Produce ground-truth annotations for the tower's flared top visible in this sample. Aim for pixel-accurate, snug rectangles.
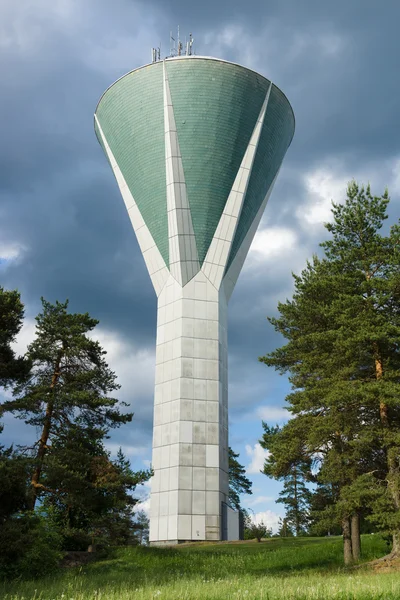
[95,56,294,294]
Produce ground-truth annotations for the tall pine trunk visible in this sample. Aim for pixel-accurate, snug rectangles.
[342,517,353,565]
[293,468,300,536]
[351,513,361,561]
[374,346,400,557]
[29,352,62,510]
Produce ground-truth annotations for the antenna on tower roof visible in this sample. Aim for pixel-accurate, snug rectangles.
[186,32,194,56]
[170,30,176,57]
[178,27,182,55]
[151,44,161,63]
[153,28,194,60]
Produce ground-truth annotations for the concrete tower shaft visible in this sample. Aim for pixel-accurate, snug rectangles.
[95,56,294,544]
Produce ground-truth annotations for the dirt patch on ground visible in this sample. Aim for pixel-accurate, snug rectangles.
[370,557,400,573]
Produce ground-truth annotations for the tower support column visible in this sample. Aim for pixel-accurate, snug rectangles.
[149,271,229,544]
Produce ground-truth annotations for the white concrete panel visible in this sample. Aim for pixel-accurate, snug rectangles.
[180,443,192,466]
[193,422,206,444]
[194,378,207,400]
[206,468,219,491]
[193,401,207,422]
[169,465,179,489]
[192,515,206,540]
[169,490,178,515]
[149,518,159,542]
[177,515,191,540]
[160,468,170,492]
[150,492,160,518]
[193,466,206,490]
[206,491,220,515]
[168,515,178,540]
[206,445,219,468]
[178,466,192,489]
[193,491,206,514]
[160,445,171,469]
[158,517,168,540]
[178,490,192,515]
[151,470,160,494]
[159,491,169,516]
[206,423,219,445]
[206,402,219,423]
[192,444,206,467]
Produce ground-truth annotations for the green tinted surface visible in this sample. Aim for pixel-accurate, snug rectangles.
[166,59,270,265]
[95,62,168,267]
[227,85,295,270]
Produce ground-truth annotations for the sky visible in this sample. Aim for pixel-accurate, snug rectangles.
[1,0,400,532]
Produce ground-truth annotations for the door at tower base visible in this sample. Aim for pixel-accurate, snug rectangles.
[94,55,295,544]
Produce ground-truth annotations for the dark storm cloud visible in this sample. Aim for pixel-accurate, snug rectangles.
[1,0,400,461]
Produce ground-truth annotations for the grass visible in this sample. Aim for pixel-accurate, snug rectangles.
[1,535,397,600]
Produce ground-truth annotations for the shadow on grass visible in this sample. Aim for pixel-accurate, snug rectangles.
[81,538,347,585]
[2,534,388,599]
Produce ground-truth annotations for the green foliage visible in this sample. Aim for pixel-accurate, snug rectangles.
[0,297,150,562]
[0,511,62,581]
[277,517,294,537]
[259,182,400,557]
[0,446,30,521]
[2,298,134,510]
[261,425,312,535]
[42,433,151,549]
[133,510,150,545]
[0,286,30,388]
[228,447,252,511]
[244,517,272,542]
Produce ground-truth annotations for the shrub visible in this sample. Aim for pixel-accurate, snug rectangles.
[245,519,272,542]
[0,512,63,580]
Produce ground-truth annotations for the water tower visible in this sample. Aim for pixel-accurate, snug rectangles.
[94,39,294,544]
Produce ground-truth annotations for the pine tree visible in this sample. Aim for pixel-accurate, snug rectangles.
[0,286,30,387]
[278,517,294,537]
[260,424,312,536]
[276,463,311,536]
[259,182,400,563]
[228,447,252,511]
[133,510,150,545]
[1,298,133,510]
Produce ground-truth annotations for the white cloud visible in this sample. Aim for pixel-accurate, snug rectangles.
[134,479,152,514]
[134,498,150,515]
[300,164,349,227]
[299,156,400,231]
[12,317,36,356]
[0,241,25,261]
[246,495,274,507]
[12,321,155,413]
[247,227,298,264]
[90,328,155,409]
[256,405,290,423]
[245,443,269,474]
[252,509,282,533]
[106,442,149,460]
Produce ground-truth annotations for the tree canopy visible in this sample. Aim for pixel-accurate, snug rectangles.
[259,182,400,563]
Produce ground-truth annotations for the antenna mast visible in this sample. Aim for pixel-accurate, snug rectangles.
[151,28,194,61]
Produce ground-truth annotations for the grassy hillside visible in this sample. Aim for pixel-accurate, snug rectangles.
[2,535,398,600]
